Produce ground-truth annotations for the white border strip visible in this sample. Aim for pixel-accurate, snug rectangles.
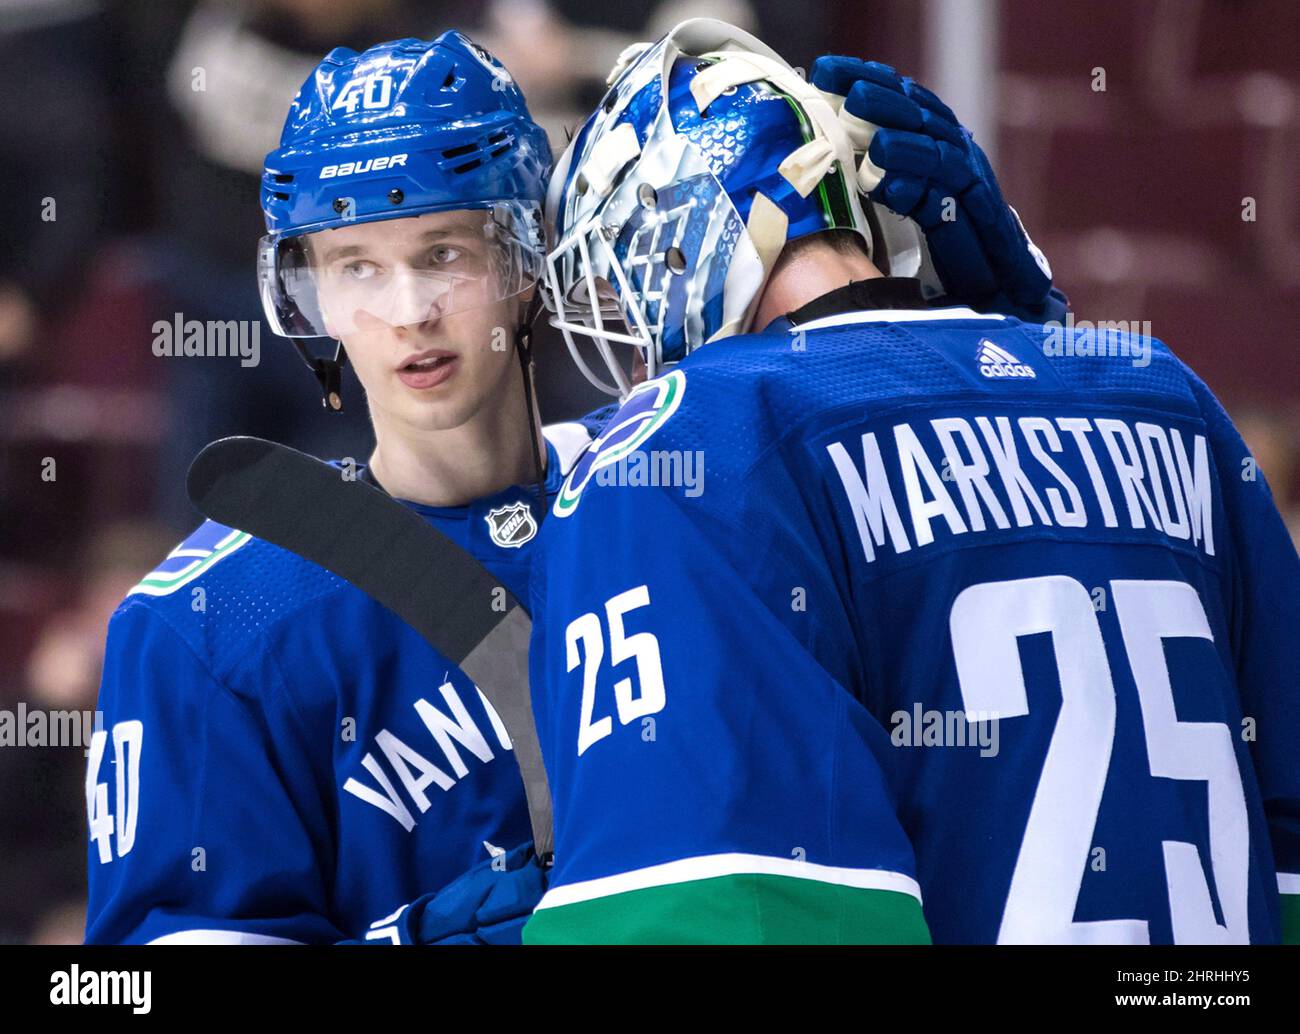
[542,420,596,476]
[147,929,302,945]
[793,306,1007,333]
[1278,872,1300,895]
[535,852,922,911]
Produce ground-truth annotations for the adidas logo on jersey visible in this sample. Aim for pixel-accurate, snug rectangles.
[976,340,1037,379]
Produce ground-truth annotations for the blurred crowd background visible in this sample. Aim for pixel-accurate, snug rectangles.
[0,0,1296,944]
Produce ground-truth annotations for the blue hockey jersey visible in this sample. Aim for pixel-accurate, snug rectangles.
[523,303,1300,944]
[85,426,590,944]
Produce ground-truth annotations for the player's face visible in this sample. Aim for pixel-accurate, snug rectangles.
[309,209,527,435]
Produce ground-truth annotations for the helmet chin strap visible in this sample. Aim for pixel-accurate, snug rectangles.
[293,338,348,412]
[515,291,550,520]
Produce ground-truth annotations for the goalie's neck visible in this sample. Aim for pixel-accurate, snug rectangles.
[751,235,884,332]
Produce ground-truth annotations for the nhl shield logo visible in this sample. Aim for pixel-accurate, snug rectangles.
[484,501,537,549]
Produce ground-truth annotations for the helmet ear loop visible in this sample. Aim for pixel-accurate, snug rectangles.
[292,337,347,412]
[276,233,348,412]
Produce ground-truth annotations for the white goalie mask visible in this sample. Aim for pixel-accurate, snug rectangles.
[542,18,933,397]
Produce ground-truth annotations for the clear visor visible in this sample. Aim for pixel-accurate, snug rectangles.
[259,201,544,339]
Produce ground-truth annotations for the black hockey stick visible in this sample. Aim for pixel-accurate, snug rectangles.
[186,436,553,859]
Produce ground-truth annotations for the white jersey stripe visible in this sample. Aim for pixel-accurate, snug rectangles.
[1278,872,1300,895]
[534,852,923,911]
[146,929,303,945]
[542,421,595,476]
[792,306,1007,333]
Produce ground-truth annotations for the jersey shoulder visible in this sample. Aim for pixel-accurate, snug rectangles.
[550,308,1208,527]
[699,309,1198,417]
[652,310,1202,459]
[112,518,352,677]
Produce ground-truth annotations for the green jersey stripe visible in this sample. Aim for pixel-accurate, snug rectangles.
[524,872,930,944]
[1281,895,1300,946]
[1280,875,1300,944]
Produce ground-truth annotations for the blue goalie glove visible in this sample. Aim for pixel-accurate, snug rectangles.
[355,843,548,945]
[811,55,1067,325]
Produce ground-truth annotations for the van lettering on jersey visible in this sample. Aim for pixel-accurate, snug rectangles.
[341,681,511,829]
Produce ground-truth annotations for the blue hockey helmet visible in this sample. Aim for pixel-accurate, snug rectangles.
[544,19,899,396]
[259,33,552,365]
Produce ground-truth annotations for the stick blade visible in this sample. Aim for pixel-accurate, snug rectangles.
[188,436,506,661]
[186,436,553,856]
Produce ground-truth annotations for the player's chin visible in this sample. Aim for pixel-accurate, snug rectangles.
[395,383,483,433]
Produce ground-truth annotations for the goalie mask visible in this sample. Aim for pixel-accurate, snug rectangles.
[543,18,926,397]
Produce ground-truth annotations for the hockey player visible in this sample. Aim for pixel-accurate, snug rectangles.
[84,28,1068,944]
[84,33,592,945]
[524,19,1300,943]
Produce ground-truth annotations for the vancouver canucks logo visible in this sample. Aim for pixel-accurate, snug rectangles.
[554,369,687,518]
[485,501,537,549]
[128,524,251,597]
[976,339,1036,379]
